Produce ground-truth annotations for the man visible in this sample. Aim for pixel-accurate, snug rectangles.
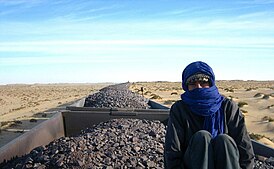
[164,61,254,169]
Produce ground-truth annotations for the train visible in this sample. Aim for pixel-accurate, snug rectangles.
[0,97,273,164]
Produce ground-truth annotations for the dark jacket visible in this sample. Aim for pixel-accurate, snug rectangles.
[164,98,255,169]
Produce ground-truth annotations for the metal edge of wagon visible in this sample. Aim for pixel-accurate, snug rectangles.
[65,98,274,159]
[0,99,273,164]
[0,99,169,164]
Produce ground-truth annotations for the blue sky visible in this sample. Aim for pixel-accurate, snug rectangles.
[0,0,274,84]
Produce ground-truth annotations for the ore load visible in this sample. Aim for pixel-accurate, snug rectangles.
[84,83,150,109]
[0,83,273,169]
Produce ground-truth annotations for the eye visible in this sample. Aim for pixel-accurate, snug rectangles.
[188,82,196,86]
[200,81,208,84]
[200,81,210,86]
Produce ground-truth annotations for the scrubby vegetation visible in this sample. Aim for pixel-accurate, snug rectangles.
[249,133,265,140]
[224,88,234,92]
[238,101,248,108]
[150,94,162,99]
[267,104,274,109]
[226,95,239,100]
[29,119,37,123]
[144,91,152,95]
[246,87,258,91]
[241,109,248,114]
[163,100,177,105]
[262,94,270,99]
[262,116,274,122]
[254,93,264,97]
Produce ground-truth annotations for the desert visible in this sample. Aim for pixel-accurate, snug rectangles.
[0,81,273,150]
[0,83,110,147]
[130,80,274,148]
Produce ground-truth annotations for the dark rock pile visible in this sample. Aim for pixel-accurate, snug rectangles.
[1,82,274,169]
[254,157,274,169]
[0,119,166,169]
[84,83,150,109]
[1,120,274,169]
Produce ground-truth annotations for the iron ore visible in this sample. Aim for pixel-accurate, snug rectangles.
[0,119,165,169]
[1,83,273,169]
[84,83,150,109]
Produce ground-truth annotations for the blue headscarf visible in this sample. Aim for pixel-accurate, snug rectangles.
[181,61,224,138]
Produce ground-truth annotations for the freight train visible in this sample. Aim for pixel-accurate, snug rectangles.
[0,84,273,168]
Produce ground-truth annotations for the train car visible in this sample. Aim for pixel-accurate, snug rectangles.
[0,98,273,165]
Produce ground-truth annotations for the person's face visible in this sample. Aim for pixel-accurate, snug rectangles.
[187,81,210,91]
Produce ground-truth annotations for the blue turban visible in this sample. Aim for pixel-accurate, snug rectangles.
[181,61,224,138]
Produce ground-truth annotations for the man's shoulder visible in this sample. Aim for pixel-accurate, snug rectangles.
[171,100,184,108]
[170,100,189,114]
[169,100,189,120]
[222,97,240,121]
[222,97,238,109]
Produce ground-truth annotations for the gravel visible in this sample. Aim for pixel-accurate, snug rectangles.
[1,118,273,169]
[0,83,273,169]
[84,83,150,109]
[254,158,274,169]
[0,119,166,169]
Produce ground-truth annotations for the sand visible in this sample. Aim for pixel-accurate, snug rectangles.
[130,81,274,148]
[0,83,110,147]
[0,81,273,149]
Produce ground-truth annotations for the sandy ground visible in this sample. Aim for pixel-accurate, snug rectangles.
[130,81,274,148]
[0,83,110,147]
[0,81,273,149]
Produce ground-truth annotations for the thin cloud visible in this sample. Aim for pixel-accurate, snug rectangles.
[0,1,123,23]
[238,0,274,5]
[156,5,257,18]
[157,7,201,16]
[52,10,127,23]
[43,2,126,23]
[0,0,39,6]
[0,0,43,14]
[0,55,143,66]
[1,38,274,54]
[237,11,274,19]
